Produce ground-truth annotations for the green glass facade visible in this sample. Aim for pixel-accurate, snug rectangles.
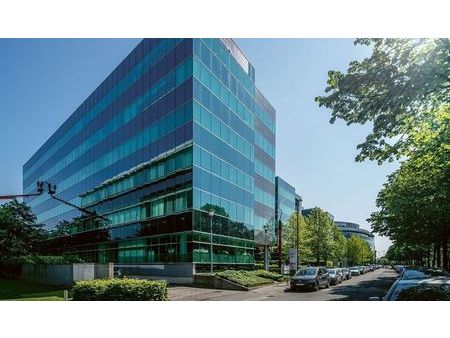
[23,38,276,268]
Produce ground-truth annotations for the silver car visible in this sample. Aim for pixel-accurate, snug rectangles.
[341,267,351,280]
[370,276,450,301]
[327,268,342,285]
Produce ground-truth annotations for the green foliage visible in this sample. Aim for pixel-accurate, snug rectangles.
[346,235,373,265]
[253,269,284,282]
[369,105,450,269]
[316,38,449,269]
[398,285,450,301]
[281,208,352,266]
[281,213,309,259]
[0,200,46,260]
[316,38,449,163]
[303,208,347,265]
[216,270,274,287]
[19,255,84,264]
[72,278,168,301]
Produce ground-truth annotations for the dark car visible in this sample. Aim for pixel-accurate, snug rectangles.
[399,267,449,280]
[290,267,330,291]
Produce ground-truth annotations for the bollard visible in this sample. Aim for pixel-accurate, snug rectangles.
[64,289,68,301]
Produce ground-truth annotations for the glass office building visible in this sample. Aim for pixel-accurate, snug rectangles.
[22,39,276,273]
[275,176,297,226]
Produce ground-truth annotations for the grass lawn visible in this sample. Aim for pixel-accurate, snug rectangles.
[0,278,68,301]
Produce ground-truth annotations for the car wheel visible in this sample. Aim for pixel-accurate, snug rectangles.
[314,282,320,291]
[326,280,330,288]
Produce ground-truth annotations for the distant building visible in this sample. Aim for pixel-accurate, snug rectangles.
[302,207,334,221]
[275,176,298,225]
[335,221,375,251]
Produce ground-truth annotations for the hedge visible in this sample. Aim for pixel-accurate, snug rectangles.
[253,269,284,282]
[398,285,450,301]
[216,270,274,287]
[72,278,168,301]
[1,255,84,265]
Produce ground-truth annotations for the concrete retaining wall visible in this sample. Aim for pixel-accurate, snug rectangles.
[114,263,194,284]
[21,263,113,286]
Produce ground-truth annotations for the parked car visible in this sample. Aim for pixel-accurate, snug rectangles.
[350,266,360,276]
[290,267,330,291]
[358,266,365,274]
[399,267,449,280]
[337,268,345,282]
[393,265,406,274]
[369,276,450,301]
[327,268,342,285]
[341,267,351,280]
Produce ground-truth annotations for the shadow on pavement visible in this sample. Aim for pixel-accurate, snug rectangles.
[327,274,397,301]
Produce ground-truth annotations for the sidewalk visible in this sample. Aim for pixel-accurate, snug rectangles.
[168,282,288,301]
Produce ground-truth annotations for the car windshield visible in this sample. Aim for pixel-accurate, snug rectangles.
[390,283,450,301]
[350,267,358,270]
[295,268,317,276]
[328,269,336,273]
[402,268,449,279]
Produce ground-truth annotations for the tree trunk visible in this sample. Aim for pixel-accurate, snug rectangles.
[442,236,448,272]
[432,242,437,267]
[436,241,441,268]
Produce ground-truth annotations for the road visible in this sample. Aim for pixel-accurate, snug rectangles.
[168,268,397,301]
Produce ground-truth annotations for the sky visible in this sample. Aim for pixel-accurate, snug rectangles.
[0,38,398,255]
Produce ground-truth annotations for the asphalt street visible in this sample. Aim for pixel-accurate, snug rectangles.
[168,268,397,301]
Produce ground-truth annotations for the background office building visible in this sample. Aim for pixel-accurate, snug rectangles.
[335,221,375,251]
[275,176,297,227]
[302,207,334,221]
[22,39,276,276]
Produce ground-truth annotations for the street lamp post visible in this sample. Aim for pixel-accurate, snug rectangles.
[263,224,269,271]
[208,210,215,274]
[295,199,301,271]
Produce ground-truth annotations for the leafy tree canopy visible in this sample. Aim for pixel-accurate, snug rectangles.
[316,38,449,163]
[0,200,46,260]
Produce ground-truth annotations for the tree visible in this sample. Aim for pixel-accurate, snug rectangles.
[369,105,450,270]
[346,235,373,265]
[332,227,347,266]
[0,200,46,260]
[281,208,350,266]
[317,38,449,270]
[303,208,340,265]
[316,38,449,164]
[281,213,309,263]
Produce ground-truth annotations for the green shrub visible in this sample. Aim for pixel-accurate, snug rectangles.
[72,278,168,301]
[253,269,283,282]
[216,270,273,287]
[398,285,450,301]
[1,255,84,265]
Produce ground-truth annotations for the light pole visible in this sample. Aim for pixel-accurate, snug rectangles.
[208,210,215,274]
[263,224,269,271]
[277,208,283,269]
[295,199,301,271]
